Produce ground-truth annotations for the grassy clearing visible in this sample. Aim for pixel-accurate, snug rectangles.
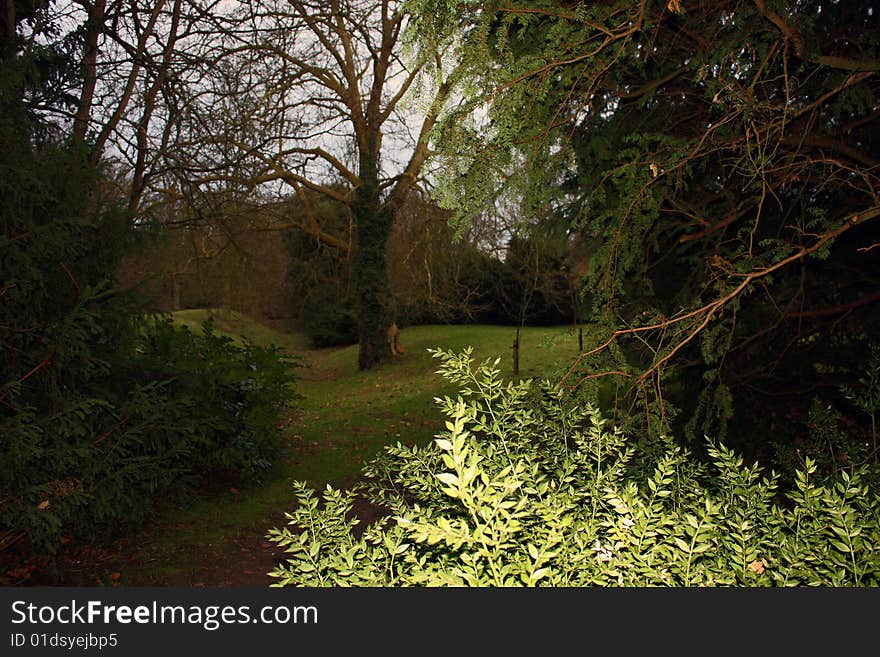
[289,323,584,483]
[166,308,313,352]
[115,312,587,584]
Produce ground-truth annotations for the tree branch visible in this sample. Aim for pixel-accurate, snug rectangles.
[753,0,880,71]
[559,205,880,390]
[788,290,880,319]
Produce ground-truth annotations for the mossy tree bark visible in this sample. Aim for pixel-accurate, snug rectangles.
[353,148,394,370]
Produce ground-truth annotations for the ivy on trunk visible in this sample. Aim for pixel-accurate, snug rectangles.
[353,158,394,370]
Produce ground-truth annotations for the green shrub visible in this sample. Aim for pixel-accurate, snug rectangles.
[268,349,880,586]
[1,317,300,554]
[131,316,301,478]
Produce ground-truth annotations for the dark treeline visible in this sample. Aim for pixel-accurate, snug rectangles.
[120,191,586,346]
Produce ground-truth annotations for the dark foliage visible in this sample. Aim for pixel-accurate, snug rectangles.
[288,210,577,338]
[1,6,300,558]
[130,317,300,481]
[285,196,359,347]
[419,0,880,469]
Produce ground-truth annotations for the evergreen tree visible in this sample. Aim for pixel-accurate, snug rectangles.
[1,3,298,563]
[409,0,880,459]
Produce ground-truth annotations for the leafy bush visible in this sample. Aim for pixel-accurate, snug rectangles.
[131,316,301,478]
[1,317,300,554]
[268,349,880,586]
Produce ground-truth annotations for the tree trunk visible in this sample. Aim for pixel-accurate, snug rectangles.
[353,156,393,370]
[172,274,181,309]
[513,326,520,376]
[72,0,107,145]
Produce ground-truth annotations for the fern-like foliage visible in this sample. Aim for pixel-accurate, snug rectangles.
[268,349,880,586]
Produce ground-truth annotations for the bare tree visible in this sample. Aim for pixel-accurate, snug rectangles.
[42,0,219,222]
[173,0,462,369]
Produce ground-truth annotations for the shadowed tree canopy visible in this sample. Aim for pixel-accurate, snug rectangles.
[409,0,879,448]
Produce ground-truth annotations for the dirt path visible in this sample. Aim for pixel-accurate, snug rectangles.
[4,507,288,587]
[130,531,284,587]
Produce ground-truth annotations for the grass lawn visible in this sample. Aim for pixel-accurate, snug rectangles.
[100,310,588,585]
